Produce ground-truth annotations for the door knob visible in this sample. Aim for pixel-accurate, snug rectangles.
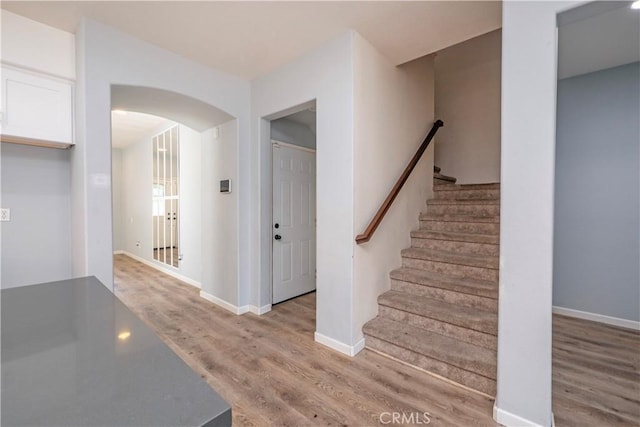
[274,223,280,229]
[274,235,282,240]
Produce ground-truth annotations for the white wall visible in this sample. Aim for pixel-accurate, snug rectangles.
[116,123,203,285]
[352,34,435,343]
[1,144,73,288]
[251,32,356,348]
[74,19,250,291]
[270,118,316,149]
[496,2,584,427]
[434,29,501,184]
[111,147,124,252]
[178,125,203,284]
[0,10,75,80]
[201,120,239,305]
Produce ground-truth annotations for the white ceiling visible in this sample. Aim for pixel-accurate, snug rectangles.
[111,111,174,148]
[558,4,640,79]
[1,1,502,80]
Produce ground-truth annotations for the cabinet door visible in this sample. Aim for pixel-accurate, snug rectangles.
[1,66,73,145]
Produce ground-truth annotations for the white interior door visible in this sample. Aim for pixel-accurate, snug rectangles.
[272,141,316,304]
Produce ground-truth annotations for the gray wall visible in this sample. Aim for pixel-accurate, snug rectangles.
[270,118,316,149]
[1,144,73,288]
[554,62,640,322]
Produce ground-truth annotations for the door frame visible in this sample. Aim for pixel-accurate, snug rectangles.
[270,139,317,304]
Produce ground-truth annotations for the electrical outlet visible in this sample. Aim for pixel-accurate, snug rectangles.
[0,208,10,222]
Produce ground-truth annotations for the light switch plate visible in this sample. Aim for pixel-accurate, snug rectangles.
[1,208,11,222]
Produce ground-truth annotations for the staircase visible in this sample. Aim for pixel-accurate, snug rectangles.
[363,169,500,396]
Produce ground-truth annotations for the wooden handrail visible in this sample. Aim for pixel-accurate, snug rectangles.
[355,119,444,244]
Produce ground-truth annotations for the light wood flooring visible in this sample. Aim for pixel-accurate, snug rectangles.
[552,315,639,426]
[113,255,640,426]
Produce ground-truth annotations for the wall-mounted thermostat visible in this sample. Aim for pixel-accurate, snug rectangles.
[220,179,232,193]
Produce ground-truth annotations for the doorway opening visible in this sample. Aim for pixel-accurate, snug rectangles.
[110,84,238,296]
[269,104,317,306]
[552,3,639,424]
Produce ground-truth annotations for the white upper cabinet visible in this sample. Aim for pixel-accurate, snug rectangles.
[1,65,74,147]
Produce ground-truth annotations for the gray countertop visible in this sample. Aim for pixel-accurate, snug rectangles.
[1,277,231,427]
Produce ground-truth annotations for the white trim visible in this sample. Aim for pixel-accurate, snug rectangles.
[113,250,124,255]
[314,332,365,357]
[553,306,640,330]
[271,139,316,153]
[120,251,201,289]
[493,405,554,427]
[199,291,272,316]
[200,290,246,314]
[248,304,272,315]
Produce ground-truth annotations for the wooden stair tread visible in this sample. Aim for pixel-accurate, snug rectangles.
[379,290,497,335]
[390,268,498,299]
[402,247,498,270]
[363,317,497,379]
[411,229,499,245]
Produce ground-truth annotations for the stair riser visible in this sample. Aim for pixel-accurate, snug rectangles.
[434,189,500,200]
[411,238,499,257]
[365,336,496,396]
[420,220,499,235]
[391,279,498,312]
[402,257,499,283]
[427,204,500,217]
[379,306,497,350]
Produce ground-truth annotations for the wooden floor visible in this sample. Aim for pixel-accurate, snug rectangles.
[113,255,640,426]
[552,315,640,426]
[114,255,498,426]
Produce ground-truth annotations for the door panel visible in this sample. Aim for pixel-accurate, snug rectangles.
[272,142,316,304]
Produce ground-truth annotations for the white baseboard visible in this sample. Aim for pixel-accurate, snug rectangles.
[113,250,124,255]
[314,332,365,357]
[200,290,244,314]
[120,251,201,289]
[248,304,272,315]
[553,306,639,330]
[493,405,554,427]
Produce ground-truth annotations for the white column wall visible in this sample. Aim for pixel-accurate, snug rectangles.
[496,2,584,426]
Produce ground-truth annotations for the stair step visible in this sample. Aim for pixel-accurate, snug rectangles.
[411,235,499,257]
[434,186,500,201]
[426,202,500,217]
[434,165,441,173]
[434,173,457,184]
[390,267,498,300]
[411,229,499,245]
[402,247,498,270]
[402,248,499,283]
[378,306,497,350]
[420,218,499,235]
[364,318,497,395]
[434,183,500,191]
[427,198,499,205]
[379,291,497,336]
[420,213,499,223]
